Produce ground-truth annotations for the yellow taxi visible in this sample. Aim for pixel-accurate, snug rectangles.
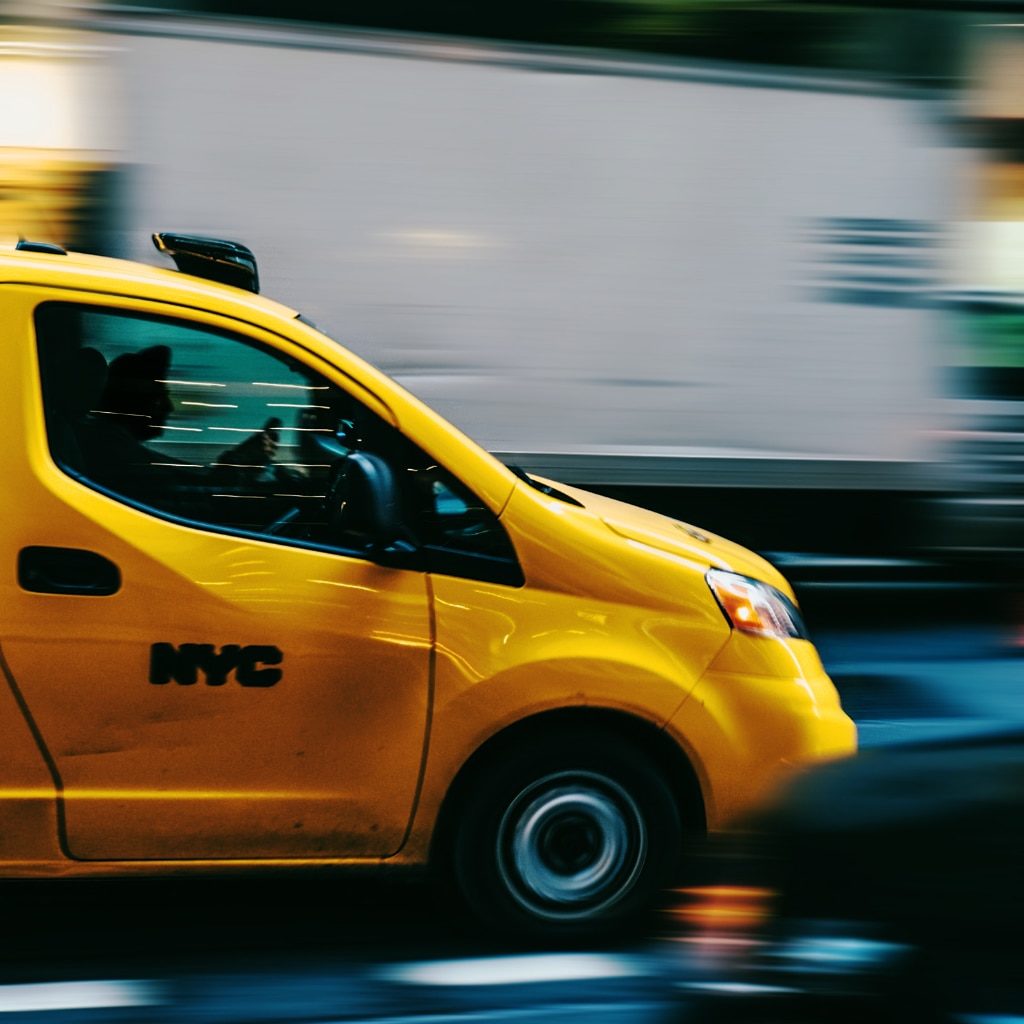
[0,234,856,935]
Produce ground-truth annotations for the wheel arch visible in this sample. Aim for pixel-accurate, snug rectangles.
[429,705,706,867]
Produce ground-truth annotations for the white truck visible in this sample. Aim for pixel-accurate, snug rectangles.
[8,9,985,561]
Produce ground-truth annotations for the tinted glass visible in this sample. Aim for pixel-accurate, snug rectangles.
[34,303,520,582]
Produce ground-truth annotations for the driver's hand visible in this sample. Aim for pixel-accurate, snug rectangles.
[260,418,281,461]
[219,418,280,470]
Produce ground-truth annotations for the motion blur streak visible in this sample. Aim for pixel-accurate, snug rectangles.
[380,954,650,986]
[0,980,161,1012]
[668,886,775,931]
[672,726,1024,1018]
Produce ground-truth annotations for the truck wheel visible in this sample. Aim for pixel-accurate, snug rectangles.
[452,733,683,937]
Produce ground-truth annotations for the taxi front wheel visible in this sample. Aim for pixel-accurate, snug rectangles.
[452,733,682,937]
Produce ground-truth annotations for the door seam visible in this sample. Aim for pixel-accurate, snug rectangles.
[390,573,436,858]
[0,641,74,860]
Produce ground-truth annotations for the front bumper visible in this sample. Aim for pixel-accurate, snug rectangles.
[666,633,857,830]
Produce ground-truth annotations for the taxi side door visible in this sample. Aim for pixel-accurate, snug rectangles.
[1,285,432,862]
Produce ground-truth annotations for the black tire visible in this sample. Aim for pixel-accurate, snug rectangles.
[451,729,684,939]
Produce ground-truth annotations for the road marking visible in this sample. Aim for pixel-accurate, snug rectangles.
[679,980,799,995]
[0,980,160,1013]
[380,953,653,986]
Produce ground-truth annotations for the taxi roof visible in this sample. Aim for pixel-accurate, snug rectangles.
[0,244,300,324]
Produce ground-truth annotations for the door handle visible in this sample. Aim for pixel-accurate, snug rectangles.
[18,546,121,596]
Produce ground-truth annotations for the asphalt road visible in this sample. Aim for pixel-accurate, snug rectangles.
[0,875,683,1023]
[1,595,1019,1024]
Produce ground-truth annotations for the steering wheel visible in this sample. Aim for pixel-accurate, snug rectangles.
[262,423,357,538]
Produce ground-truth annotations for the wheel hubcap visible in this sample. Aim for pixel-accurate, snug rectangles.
[497,771,647,921]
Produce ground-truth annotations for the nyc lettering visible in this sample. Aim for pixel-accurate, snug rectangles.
[149,643,283,687]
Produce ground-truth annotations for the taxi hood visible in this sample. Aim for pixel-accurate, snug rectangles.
[535,478,793,598]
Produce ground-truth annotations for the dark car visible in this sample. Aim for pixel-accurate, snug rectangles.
[670,728,1024,1022]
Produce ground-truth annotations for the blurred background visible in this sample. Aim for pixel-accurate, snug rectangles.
[2,1,1023,1021]
[4,0,1024,571]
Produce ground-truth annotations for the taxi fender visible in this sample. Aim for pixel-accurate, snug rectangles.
[404,651,703,861]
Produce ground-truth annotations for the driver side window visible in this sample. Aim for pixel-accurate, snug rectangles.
[36,303,349,545]
[34,302,521,583]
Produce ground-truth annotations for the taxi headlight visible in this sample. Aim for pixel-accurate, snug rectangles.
[706,569,808,640]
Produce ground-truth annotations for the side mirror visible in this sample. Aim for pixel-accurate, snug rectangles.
[327,451,418,565]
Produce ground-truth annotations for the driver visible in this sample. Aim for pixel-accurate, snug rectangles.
[79,344,279,512]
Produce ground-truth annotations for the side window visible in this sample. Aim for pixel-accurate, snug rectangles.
[33,302,521,583]
[413,467,522,583]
